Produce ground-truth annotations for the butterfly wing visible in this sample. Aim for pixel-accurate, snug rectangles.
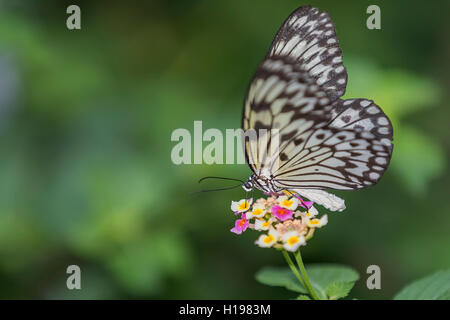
[292,189,346,212]
[267,5,347,100]
[272,127,392,190]
[242,6,393,210]
[243,58,393,190]
[242,56,333,177]
[286,98,393,211]
[329,98,393,151]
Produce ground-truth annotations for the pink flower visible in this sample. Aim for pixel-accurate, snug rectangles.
[293,194,313,209]
[230,213,249,234]
[300,200,313,209]
[271,205,293,221]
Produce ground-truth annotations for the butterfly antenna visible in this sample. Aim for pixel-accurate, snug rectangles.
[190,183,243,195]
[198,176,245,184]
[191,175,248,195]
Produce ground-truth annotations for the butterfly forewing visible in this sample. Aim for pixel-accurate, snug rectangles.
[267,5,347,101]
[242,56,332,176]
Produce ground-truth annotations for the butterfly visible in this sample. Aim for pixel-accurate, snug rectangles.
[241,5,393,212]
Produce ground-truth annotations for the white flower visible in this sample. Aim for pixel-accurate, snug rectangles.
[295,205,319,218]
[277,195,299,211]
[246,203,266,219]
[282,231,305,252]
[255,229,279,248]
[231,198,252,213]
[305,214,328,228]
[254,217,274,231]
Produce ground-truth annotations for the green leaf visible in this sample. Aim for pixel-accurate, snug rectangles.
[394,270,450,300]
[255,264,359,299]
[296,295,311,300]
[255,267,306,294]
[306,264,360,299]
[326,281,355,300]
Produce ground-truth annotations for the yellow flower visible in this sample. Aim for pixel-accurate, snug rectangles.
[277,195,299,211]
[255,229,279,248]
[246,203,266,219]
[254,217,274,231]
[282,231,305,252]
[231,198,253,213]
[305,215,328,228]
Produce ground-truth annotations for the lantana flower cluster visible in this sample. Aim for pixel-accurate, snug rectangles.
[230,191,328,252]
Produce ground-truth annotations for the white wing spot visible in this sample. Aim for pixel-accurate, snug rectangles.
[361,132,374,139]
[335,151,351,157]
[378,117,389,125]
[369,172,380,180]
[328,48,338,54]
[320,98,329,105]
[360,100,371,107]
[293,16,307,28]
[373,145,384,151]
[381,138,391,146]
[366,106,379,114]
[343,99,354,105]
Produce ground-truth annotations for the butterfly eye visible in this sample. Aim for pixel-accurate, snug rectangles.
[242,181,253,192]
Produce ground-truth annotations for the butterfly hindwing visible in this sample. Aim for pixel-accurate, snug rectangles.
[272,127,392,190]
[329,98,393,152]
[291,189,346,211]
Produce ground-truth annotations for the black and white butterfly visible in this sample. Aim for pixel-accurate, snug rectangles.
[241,5,393,211]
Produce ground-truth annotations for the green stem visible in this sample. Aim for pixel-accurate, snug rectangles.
[281,250,305,287]
[294,249,321,300]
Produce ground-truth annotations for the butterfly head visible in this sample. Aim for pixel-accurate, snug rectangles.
[243,174,282,194]
[242,178,254,192]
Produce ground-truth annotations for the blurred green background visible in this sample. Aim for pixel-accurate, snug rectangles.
[0,0,449,299]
